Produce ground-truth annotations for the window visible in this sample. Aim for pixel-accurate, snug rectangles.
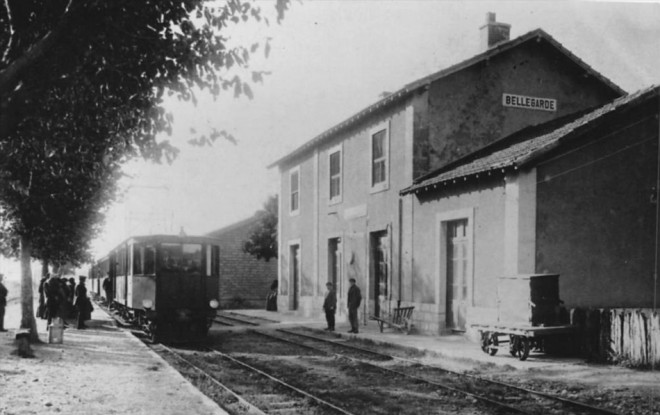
[290,166,300,215]
[206,244,220,277]
[160,243,203,274]
[328,145,342,203]
[144,245,156,274]
[117,246,127,276]
[133,245,143,275]
[370,123,389,192]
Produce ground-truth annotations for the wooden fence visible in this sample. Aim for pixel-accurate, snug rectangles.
[571,308,660,367]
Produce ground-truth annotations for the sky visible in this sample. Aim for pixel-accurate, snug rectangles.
[90,0,660,258]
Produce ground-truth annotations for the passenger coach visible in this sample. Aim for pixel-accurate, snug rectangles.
[92,234,221,342]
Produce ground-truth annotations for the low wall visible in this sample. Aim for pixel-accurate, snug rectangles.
[571,308,660,367]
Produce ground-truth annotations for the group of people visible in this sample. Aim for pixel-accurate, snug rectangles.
[322,278,362,334]
[37,273,93,330]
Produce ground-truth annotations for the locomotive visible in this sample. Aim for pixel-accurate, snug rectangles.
[90,234,220,342]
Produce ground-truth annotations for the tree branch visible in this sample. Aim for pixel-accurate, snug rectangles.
[0,0,77,99]
[2,0,15,63]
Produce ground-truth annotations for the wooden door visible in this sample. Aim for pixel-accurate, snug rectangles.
[370,231,389,318]
[446,219,468,331]
[290,244,300,311]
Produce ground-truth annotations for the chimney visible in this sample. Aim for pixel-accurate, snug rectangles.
[480,12,510,50]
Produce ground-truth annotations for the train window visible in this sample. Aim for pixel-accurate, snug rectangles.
[206,245,212,276]
[144,245,156,274]
[212,245,220,276]
[161,243,202,274]
[133,245,143,275]
[183,244,202,273]
[117,247,127,276]
[205,245,220,276]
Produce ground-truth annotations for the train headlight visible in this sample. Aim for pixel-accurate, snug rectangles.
[142,299,153,310]
[209,299,219,309]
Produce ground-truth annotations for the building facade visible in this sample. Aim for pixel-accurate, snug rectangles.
[404,87,660,333]
[207,216,278,309]
[271,16,625,332]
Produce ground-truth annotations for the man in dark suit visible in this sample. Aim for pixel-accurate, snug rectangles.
[322,282,337,331]
[347,278,362,334]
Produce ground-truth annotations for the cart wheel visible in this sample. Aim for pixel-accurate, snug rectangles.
[509,335,530,360]
[509,335,517,357]
[480,332,499,355]
[518,337,530,361]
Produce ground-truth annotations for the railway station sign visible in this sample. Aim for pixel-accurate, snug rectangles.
[502,93,557,112]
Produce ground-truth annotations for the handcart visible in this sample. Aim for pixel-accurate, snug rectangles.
[472,273,574,361]
[472,323,575,361]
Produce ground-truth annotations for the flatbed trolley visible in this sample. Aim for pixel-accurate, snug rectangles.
[472,323,576,361]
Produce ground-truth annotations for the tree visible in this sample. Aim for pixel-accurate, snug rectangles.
[243,195,278,261]
[0,0,289,341]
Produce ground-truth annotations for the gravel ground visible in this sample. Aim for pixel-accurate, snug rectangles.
[0,296,225,415]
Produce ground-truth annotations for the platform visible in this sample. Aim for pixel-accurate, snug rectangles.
[0,299,226,415]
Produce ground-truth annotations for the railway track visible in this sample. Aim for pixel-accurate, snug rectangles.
[153,342,355,414]
[139,320,622,414]
[155,343,265,415]
[273,328,622,415]
[214,312,277,327]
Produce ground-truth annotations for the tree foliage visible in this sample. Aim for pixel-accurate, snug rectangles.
[0,0,289,263]
[0,0,289,337]
[243,194,278,262]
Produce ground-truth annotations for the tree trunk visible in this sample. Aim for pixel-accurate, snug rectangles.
[20,235,39,342]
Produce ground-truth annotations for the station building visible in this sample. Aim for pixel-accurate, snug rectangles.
[269,14,645,334]
[403,86,660,332]
[207,215,278,309]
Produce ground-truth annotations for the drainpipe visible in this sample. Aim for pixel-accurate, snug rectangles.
[653,94,659,371]
[398,197,403,308]
[655,95,660,313]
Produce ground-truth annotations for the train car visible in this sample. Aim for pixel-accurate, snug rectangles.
[88,255,109,299]
[97,234,221,343]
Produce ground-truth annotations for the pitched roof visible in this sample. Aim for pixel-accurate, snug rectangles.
[268,29,624,169]
[401,85,659,196]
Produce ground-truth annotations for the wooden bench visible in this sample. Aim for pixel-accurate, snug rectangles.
[370,306,415,334]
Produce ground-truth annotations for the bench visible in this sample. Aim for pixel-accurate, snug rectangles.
[370,306,415,334]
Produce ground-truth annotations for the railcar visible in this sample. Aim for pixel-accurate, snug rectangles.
[95,234,221,343]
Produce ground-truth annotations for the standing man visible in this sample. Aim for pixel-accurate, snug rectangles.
[347,278,362,334]
[322,282,337,331]
[75,276,91,330]
[0,273,7,332]
[102,276,113,306]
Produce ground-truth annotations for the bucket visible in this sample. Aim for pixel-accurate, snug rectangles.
[48,317,64,344]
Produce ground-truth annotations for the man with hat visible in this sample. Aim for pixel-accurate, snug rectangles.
[74,276,91,329]
[322,281,337,331]
[0,273,7,332]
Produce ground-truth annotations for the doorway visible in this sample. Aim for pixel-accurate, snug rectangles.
[370,230,389,318]
[289,244,300,311]
[328,238,342,290]
[446,219,468,331]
